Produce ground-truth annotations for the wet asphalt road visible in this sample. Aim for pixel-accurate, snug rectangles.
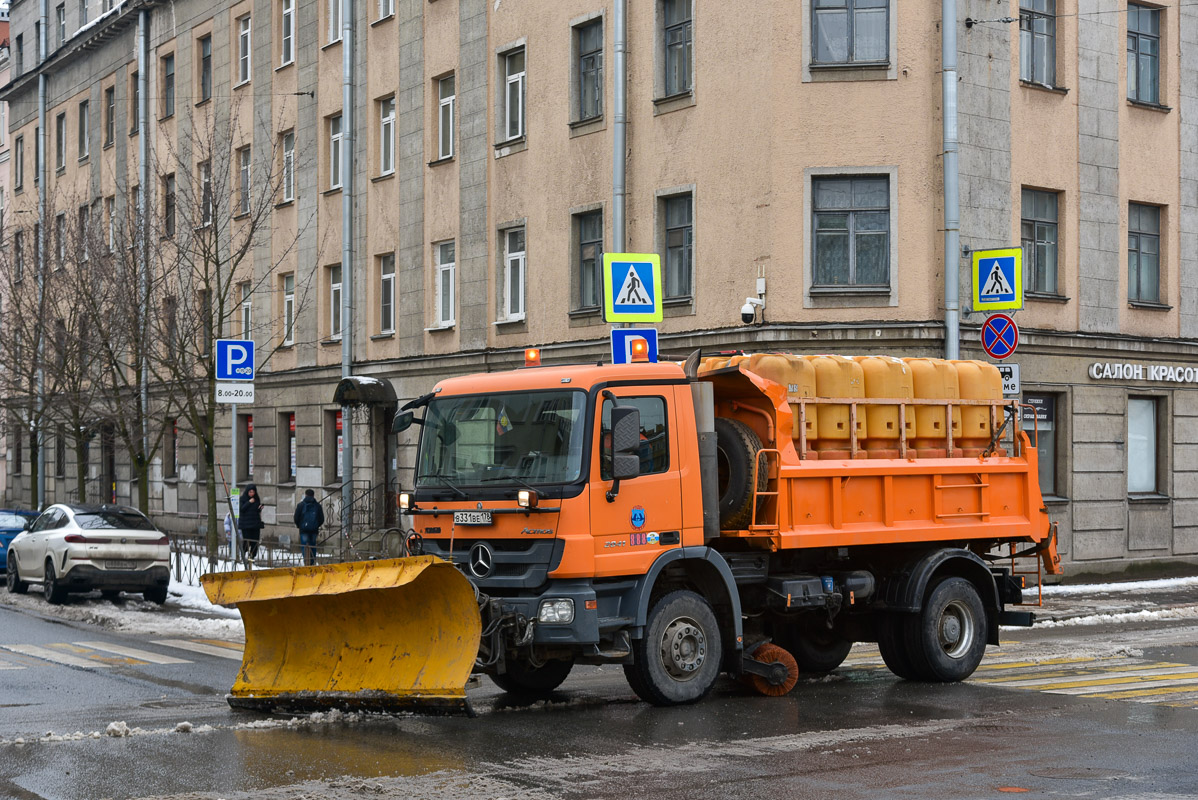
[2,591,1197,799]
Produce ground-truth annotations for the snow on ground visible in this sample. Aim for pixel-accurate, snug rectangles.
[1035,605,1198,628]
[1041,575,1198,596]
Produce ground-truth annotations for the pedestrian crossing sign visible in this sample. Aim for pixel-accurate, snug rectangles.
[971,247,1023,311]
[603,253,663,323]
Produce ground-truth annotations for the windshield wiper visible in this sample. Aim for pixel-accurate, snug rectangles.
[479,473,539,493]
[417,472,468,499]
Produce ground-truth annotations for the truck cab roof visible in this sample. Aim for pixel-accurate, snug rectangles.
[433,360,687,397]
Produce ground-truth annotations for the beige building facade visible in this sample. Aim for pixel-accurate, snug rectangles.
[2,0,1197,572]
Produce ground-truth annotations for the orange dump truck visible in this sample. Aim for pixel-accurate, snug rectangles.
[204,349,1060,712]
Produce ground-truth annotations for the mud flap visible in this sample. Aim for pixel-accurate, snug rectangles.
[201,556,482,715]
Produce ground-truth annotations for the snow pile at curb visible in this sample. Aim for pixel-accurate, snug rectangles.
[1041,575,1198,596]
[1036,605,1198,628]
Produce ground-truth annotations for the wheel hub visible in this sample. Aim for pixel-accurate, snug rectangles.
[660,617,706,681]
[938,599,975,659]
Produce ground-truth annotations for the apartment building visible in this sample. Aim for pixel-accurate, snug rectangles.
[2,0,1197,571]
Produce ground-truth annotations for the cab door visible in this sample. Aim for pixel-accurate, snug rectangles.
[589,390,683,577]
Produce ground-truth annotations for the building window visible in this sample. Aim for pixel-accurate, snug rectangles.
[199,36,213,102]
[379,0,394,18]
[327,410,344,482]
[55,112,67,170]
[104,86,115,145]
[280,0,295,66]
[13,136,23,189]
[0,99,6,147]
[199,161,213,226]
[239,281,253,336]
[577,211,603,309]
[237,146,251,216]
[379,96,395,175]
[812,0,888,65]
[166,419,179,479]
[162,54,175,118]
[14,231,24,281]
[1127,4,1160,104]
[1019,0,1055,86]
[15,35,23,77]
[239,414,254,478]
[281,412,297,482]
[77,99,89,159]
[379,253,396,333]
[577,20,604,121]
[282,273,296,345]
[130,71,139,134]
[34,126,41,185]
[1128,203,1160,303]
[237,16,252,85]
[55,426,66,479]
[812,175,890,288]
[662,194,693,299]
[1021,395,1058,497]
[78,205,90,261]
[329,115,343,189]
[328,0,343,44]
[106,196,115,251]
[330,265,343,339]
[1127,397,1160,494]
[163,174,176,237]
[503,228,526,320]
[438,75,455,160]
[435,241,456,327]
[503,49,525,140]
[80,0,88,27]
[282,131,296,202]
[56,4,66,49]
[1021,188,1059,295]
[663,0,693,96]
[55,213,66,270]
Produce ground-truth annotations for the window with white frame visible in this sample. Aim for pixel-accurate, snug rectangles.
[282,131,295,202]
[330,264,343,339]
[378,0,394,19]
[577,20,603,121]
[78,99,89,159]
[812,0,888,65]
[280,0,294,66]
[199,161,213,225]
[328,0,343,44]
[1019,0,1056,86]
[237,16,252,84]
[199,36,213,102]
[130,71,140,134]
[13,137,23,189]
[56,4,66,48]
[240,281,252,336]
[106,196,115,251]
[663,0,692,96]
[438,75,455,160]
[812,175,890,288]
[435,241,456,326]
[380,96,395,175]
[664,194,693,299]
[1127,397,1160,494]
[0,100,6,147]
[503,228,526,320]
[577,211,603,309]
[55,112,66,170]
[238,146,251,216]
[104,86,114,145]
[380,253,396,333]
[80,0,88,27]
[504,49,525,140]
[329,115,343,189]
[283,273,296,345]
[79,205,90,261]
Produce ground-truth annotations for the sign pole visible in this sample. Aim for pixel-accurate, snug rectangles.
[230,403,239,566]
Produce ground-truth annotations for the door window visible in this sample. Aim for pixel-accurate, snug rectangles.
[599,396,670,479]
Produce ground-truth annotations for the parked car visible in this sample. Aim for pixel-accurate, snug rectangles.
[5,504,170,604]
[0,510,40,572]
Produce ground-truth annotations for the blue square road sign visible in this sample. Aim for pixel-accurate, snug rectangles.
[215,339,256,381]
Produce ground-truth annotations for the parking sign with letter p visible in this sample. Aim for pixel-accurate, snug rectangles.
[215,339,256,381]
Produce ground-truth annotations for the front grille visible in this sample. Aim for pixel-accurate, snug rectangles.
[420,537,562,590]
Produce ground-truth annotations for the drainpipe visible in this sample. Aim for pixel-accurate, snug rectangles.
[36,0,48,509]
[340,0,355,535]
[612,0,626,253]
[942,0,961,360]
[138,9,150,502]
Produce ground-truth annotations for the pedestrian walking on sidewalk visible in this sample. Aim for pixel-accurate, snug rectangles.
[238,484,264,562]
[294,489,324,566]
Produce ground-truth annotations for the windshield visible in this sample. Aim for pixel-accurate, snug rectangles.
[416,390,588,488]
[75,510,157,531]
[0,513,31,528]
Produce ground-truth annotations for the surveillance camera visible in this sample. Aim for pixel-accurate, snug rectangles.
[741,302,757,325]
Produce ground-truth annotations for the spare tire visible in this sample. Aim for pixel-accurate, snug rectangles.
[714,417,767,529]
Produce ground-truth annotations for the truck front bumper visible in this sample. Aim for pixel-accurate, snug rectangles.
[485,579,601,647]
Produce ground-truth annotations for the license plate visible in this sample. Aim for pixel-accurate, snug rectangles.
[106,560,136,571]
[453,511,493,526]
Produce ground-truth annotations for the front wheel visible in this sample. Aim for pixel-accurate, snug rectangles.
[907,577,988,682]
[6,558,28,594]
[43,561,68,605]
[143,587,168,605]
[624,590,723,706]
[776,624,853,673]
[489,658,574,697]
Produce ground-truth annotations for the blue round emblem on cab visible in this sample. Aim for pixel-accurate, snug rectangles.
[630,506,647,529]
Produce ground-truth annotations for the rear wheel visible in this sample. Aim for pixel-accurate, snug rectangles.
[775,623,853,673]
[905,577,987,682]
[6,558,28,594]
[489,658,574,697]
[43,561,68,605]
[143,587,168,605]
[101,590,124,603]
[876,613,922,681]
[624,590,723,706]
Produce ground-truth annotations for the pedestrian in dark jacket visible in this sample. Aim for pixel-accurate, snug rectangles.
[293,489,324,566]
[238,484,264,562]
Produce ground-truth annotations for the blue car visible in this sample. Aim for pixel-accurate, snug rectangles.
[0,510,39,570]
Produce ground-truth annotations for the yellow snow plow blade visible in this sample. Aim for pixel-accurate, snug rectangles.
[201,556,481,715]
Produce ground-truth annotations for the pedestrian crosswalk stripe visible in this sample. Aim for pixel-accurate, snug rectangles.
[75,641,191,665]
[1048,674,1198,696]
[1,644,114,669]
[0,658,25,670]
[195,638,244,652]
[152,639,243,660]
[975,663,1193,686]
[1002,667,1198,691]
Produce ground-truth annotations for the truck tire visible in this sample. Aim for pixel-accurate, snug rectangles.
[776,625,853,673]
[143,587,168,605]
[714,417,768,529]
[6,558,29,594]
[490,658,574,696]
[624,590,723,706]
[43,561,68,605]
[876,614,922,680]
[906,577,987,682]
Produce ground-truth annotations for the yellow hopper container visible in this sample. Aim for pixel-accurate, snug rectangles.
[854,355,915,458]
[201,556,481,715]
[746,353,818,445]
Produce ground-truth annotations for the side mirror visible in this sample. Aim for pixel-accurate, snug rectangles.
[392,410,415,434]
[23,520,32,531]
[608,406,641,490]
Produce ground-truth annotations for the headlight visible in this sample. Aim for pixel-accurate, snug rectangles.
[517,489,538,508]
[537,598,574,624]
[398,492,412,511]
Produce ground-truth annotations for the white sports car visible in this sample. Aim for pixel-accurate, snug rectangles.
[5,504,171,604]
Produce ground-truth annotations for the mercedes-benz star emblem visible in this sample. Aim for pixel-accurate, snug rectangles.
[469,542,494,579]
